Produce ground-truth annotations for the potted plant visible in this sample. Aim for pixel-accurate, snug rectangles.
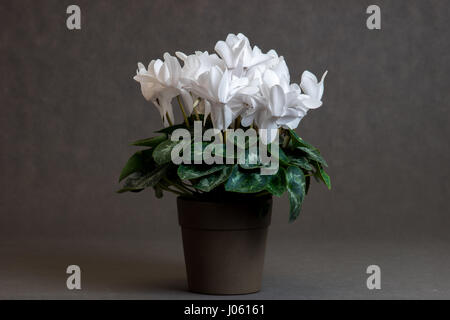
[118,33,331,295]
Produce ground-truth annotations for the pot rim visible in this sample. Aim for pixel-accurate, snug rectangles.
[177,195,272,230]
[177,194,272,204]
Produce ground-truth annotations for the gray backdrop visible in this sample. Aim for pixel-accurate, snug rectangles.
[0,0,449,299]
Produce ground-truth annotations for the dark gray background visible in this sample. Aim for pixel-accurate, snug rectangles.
[0,0,449,299]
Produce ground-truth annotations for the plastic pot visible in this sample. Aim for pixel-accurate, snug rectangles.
[177,195,272,295]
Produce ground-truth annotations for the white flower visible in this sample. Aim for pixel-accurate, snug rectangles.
[187,66,258,130]
[134,53,193,126]
[176,51,226,82]
[300,70,328,109]
[132,34,328,137]
[175,51,226,109]
[247,49,288,83]
[214,33,272,74]
[242,67,316,144]
[256,84,310,144]
[241,53,290,125]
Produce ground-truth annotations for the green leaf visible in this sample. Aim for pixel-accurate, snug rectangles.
[119,152,144,182]
[225,166,270,193]
[288,129,328,167]
[132,134,167,147]
[187,141,235,164]
[209,143,238,161]
[190,141,209,161]
[117,165,168,193]
[194,165,234,192]
[118,149,154,182]
[265,168,286,197]
[156,123,189,135]
[152,140,180,165]
[277,147,290,166]
[315,162,331,190]
[268,144,290,166]
[285,166,306,222]
[288,129,315,149]
[289,156,313,171]
[239,148,266,169]
[177,164,226,180]
[297,146,328,167]
[227,129,258,150]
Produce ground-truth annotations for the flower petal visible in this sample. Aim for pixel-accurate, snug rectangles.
[300,70,319,98]
[214,40,234,68]
[269,85,286,117]
[217,69,230,103]
[180,89,194,115]
[175,51,187,61]
[259,120,279,145]
[318,70,328,100]
[209,66,223,97]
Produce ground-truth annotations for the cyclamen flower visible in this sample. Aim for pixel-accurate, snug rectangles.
[187,66,258,130]
[214,33,272,74]
[241,66,328,143]
[134,53,193,126]
[300,70,328,109]
[133,33,327,143]
[176,51,225,82]
[242,69,306,144]
[246,49,288,84]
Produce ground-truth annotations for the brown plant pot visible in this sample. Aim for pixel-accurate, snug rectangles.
[177,195,272,295]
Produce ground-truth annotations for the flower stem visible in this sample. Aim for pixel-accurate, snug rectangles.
[193,107,201,121]
[193,97,201,121]
[193,97,200,109]
[177,96,190,128]
[165,112,174,126]
[235,116,241,129]
[282,135,291,148]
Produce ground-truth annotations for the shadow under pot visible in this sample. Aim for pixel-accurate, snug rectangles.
[177,195,272,295]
